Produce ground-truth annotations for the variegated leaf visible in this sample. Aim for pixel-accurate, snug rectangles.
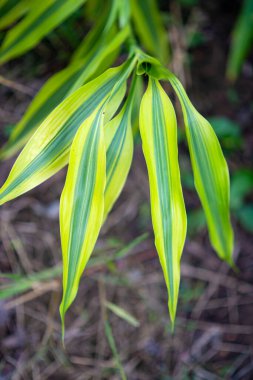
[0,26,129,159]
[167,72,234,264]
[139,78,187,324]
[60,109,106,330]
[136,56,234,265]
[0,58,136,205]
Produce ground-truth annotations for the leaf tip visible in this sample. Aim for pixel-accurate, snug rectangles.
[168,300,177,333]
[59,301,66,346]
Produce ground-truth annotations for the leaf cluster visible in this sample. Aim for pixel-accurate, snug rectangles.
[0,0,234,337]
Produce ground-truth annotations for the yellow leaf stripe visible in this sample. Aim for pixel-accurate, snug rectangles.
[139,78,187,324]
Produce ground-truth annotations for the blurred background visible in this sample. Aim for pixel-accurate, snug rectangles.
[0,0,253,379]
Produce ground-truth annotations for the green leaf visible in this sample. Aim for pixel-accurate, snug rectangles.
[130,0,169,64]
[226,0,253,81]
[139,78,187,325]
[0,26,130,159]
[138,57,234,264]
[0,266,61,300]
[0,58,136,205]
[104,320,127,380]
[167,73,234,265]
[85,0,103,22]
[117,0,131,28]
[0,0,87,64]
[0,0,31,30]
[59,108,106,330]
[105,301,140,327]
[71,0,119,63]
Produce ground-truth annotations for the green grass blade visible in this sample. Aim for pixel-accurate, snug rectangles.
[104,320,127,380]
[0,233,148,302]
[106,302,140,327]
[0,266,62,300]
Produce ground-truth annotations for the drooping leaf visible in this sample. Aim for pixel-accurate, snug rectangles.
[0,0,87,64]
[139,78,187,324]
[226,0,253,81]
[0,26,129,159]
[60,109,106,329]
[137,55,234,265]
[166,72,234,264]
[0,58,136,205]
[130,0,169,64]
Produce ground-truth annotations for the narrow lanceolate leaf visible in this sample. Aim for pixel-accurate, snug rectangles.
[139,79,187,324]
[167,72,234,264]
[71,0,118,63]
[0,0,87,64]
[60,109,106,330]
[105,302,140,327]
[226,0,253,81]
[104,77,137,218]
[0,58,136,205]
[0,26,129,159]
[130,0,169,64]
[0,0,31,30]
[104,320,127,380]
